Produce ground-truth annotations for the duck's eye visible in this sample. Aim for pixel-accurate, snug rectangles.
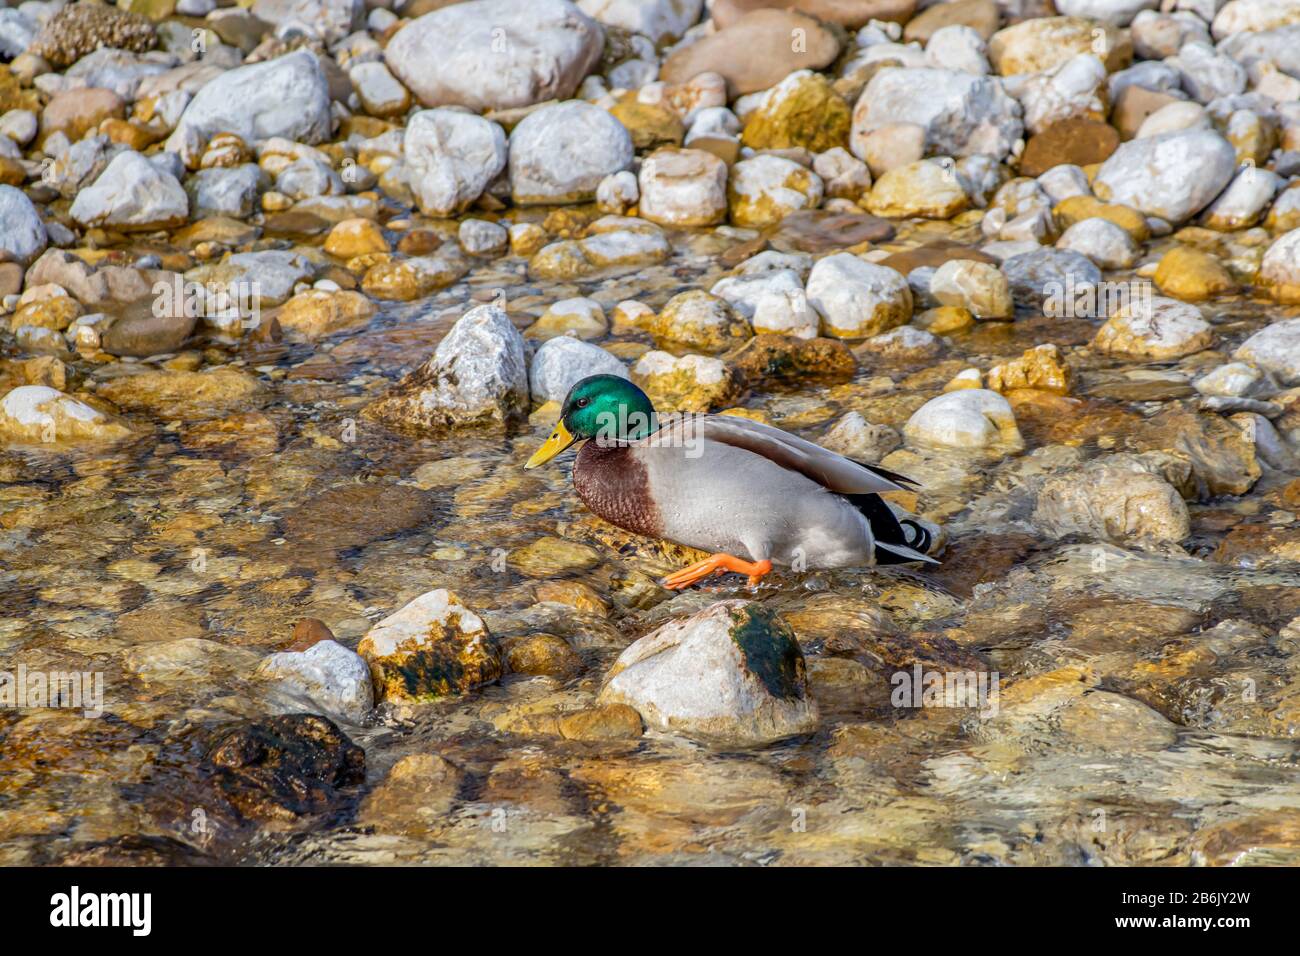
[576,397,590,408]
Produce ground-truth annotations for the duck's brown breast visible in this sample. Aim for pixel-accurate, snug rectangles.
[573,441,662,538]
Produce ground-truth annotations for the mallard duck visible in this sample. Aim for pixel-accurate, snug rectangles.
[525,375,936,589]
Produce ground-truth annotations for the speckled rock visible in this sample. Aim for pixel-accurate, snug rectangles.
[1034,456,1190,545]
[31,3,155,69]
[597,600,818,747]
[364,303,529,434]
[255,639,375,723]
[1093,297,1214,359]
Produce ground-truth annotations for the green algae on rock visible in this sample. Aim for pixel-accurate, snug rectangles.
[358,589,503,703]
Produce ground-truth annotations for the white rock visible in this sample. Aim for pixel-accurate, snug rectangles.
[0,385,131,444]
[1168,41,1246,104]
[924,25,989,75]
[1256,228,1300,303]
[1093,296,1214,358]
[1131,10,1210,57]
[711,267,812,339]
[251,0,363,43]
[0,184,46,265]
[367,304,529,431]
[812,146,872,200]
[255,639,374,723]
[0,8,36,60]
[1212,0,1300,40]
[70,151,188,230]
[166,50,332,167]
[1234,318,1300,384]
[1136,101,1210,139]
[385,0,604,111]
[403,109,508,218]
[929,259,1012,319]
[637,147,727,226]
[349,60,410,117]
[576,0,702,42]
[727,154,824,226]
[1056,217,1140,269]
[596,169,638,214]
[731,250,812,279]
[458,218,508,255]
[1194,361,1262,397]
[597,600,819,747]
[903,389,1024,453]
[529,335,628,402]
[1092,128,1237,223]
[851,67,1023,161]
[1199,164,1279,230]
[1007,53,1106,136]
[509,100,633,205]
[187,165,266,218]
[820,411,901,464]
[1037,164,1091,202]
[1054,0,1158,24]
[275,157,343,201]
[805,253,912,339]
[0,109,36,147]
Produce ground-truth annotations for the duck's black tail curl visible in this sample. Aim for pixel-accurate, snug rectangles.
[845,492,939,566]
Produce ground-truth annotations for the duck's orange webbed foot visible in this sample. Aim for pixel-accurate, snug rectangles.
[661,554,773,590]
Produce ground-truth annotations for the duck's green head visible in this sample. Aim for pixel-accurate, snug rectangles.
[525,375,657,469]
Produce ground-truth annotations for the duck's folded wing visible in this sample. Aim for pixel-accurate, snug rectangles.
[643,414,917,495]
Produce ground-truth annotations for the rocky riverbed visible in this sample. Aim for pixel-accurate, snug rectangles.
[3,0,1300,866]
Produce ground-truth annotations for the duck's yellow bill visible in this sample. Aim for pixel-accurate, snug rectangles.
[524,419,576,469]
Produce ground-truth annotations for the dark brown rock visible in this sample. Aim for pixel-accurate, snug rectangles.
[1019,118,1120,177]
[728,333,856,384]
[202,714,365,823]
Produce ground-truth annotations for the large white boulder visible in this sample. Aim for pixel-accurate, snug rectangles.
[385,0,604,111]
[805,253,912,339]
[403,109,508,218]
[0,184,47,265]
[851,67,1023,161]
[509,101,633,205]
[1092,128,1237,223]
[166,51,332,167]
[70,151,189,230]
